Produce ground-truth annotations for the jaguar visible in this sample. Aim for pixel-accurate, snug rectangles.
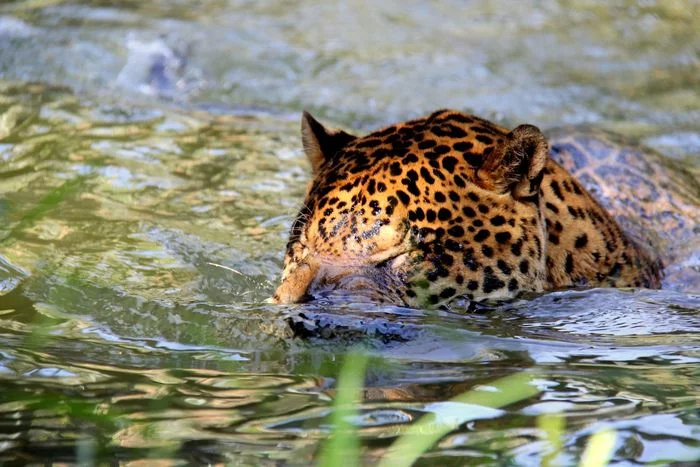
[272,109,699,308]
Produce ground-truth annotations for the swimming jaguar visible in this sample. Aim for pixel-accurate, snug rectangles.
[272,109,699,308]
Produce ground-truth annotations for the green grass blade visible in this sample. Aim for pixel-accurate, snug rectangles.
[318,352,369,467]
[579,428,616,467]
[538,412,565,467]
[378,371,540,467]
[16,176,87,226]
[2,175,89,246]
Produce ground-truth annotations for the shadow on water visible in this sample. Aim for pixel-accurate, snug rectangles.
[0,0,698,464]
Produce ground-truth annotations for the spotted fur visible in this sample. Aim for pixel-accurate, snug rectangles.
[272,110,695,308]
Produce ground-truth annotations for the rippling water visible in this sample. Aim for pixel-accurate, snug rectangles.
[0,0,698,464]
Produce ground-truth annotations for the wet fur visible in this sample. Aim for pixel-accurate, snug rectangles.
[273,110,664,307]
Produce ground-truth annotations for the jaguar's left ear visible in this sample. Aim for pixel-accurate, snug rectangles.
[301,111,357,174]
[478,124,549,199]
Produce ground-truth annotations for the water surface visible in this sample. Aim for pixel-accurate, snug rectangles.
[0,0,699,464]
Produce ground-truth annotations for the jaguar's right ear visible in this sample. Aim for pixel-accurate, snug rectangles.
[478,124,549,199]
[301,111,357,174]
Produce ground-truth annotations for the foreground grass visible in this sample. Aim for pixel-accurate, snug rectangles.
[321,353,617,467]
[317,352,369,467]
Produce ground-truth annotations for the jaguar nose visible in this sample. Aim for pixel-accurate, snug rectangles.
[271,258,320,304]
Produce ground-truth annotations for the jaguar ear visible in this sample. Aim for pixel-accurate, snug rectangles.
[478,124,548,199]
[301,111,357,174]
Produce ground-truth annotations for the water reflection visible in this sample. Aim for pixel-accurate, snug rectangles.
[2,337,698,464]
[1,272,699,463]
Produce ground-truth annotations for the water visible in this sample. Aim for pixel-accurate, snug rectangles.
[0,0,699,464]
